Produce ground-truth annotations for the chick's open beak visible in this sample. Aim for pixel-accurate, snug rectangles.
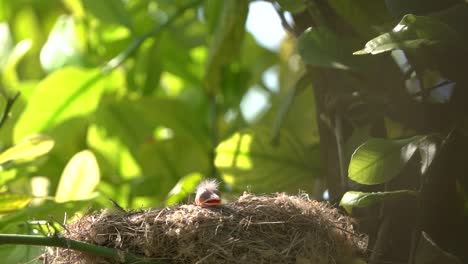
[196,190,221,207]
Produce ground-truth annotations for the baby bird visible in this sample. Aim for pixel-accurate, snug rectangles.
[195,179,221,207]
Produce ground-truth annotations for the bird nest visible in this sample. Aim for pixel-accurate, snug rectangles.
[44,193,367,264]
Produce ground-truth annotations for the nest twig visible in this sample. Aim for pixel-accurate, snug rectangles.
[44,193,367,264]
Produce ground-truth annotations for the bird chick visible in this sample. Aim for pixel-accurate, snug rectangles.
[195,179,221,207]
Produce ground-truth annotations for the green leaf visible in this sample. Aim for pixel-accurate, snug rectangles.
[340,190,418,214]
[270,75,311,145]
[258,82,319,145]
[166,172,204,206]
[349,136,422,185]
[87,124,141,180]
[55,150,100,202]
[93,97,210,155]
[13,67,105,141]
[216,128,322,193]
[0,134,54,168]
[414,231,462,264]
[354,37,434,55]
[0,193,32,214]
[328,0,389,36]
[0,244,42,264]
[297,27,352,70]
[276,0,306,14]
[204,0,248,95]
[82,0,132,29]
[2,39,32,85]
[40,15,82,72]
[354,14,460,55]
[90,97,210,201]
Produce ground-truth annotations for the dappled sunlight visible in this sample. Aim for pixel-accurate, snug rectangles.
[215,132,254,171]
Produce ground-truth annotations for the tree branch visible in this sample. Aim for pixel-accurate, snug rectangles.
[0,234,164,264]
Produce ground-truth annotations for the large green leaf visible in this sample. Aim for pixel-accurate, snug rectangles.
[55,150,100,202]
[87,124,141,181]
[340,190,418,213]
[0,244,41,264]
[297,27,353,70]
[276,0,306,14]
[259,82,319,145]
[0,193,32,214]
[0,134,54,168]
[82,0,132,29]
[328,0,389,36]
[93,97,210,155]
[348,136,422,185]
[90,97,211,202]
[215,129,322,193]
[13,67,105,141]
[204,0,248,95]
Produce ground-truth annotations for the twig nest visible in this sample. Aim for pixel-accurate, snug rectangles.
[44,193,367,263]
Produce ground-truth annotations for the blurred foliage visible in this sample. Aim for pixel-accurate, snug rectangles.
[0,1,313,258]
[0,0,468,263]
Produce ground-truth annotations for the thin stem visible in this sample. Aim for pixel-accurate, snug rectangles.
[334,113,348,191]
[0,91,20,130]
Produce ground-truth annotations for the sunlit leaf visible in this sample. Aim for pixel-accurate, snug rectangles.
[414,231,462,264]
[40,15,82,72]
[354,14,459,55]
[340,190,418,213]
[166,172,204,206]
[0,193,32,214]
[216,129,322,193]
[55,150,100,202]
[0,134,54,168]
[0,22,13,71]
[349,136,422,185]
[13,67,105,141]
